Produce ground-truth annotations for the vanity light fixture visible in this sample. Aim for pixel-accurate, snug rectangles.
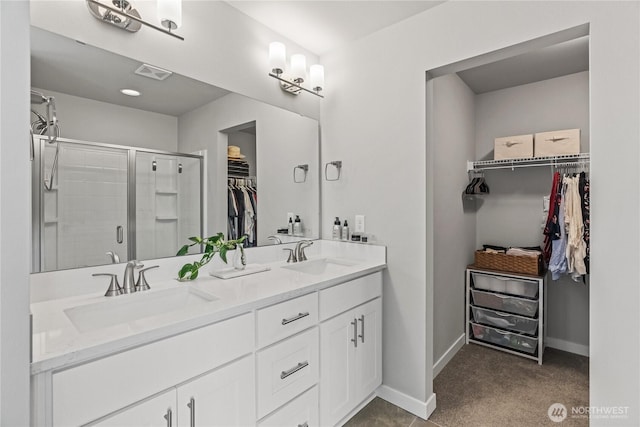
[86,0,185,41]
[268,42,324,98]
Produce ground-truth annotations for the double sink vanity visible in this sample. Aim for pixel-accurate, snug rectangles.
[30,240,386,427]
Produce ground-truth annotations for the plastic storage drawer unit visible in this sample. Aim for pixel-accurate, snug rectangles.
[471,272,538,298]
[471,289,538,317]
[471,306,538,335]
[470,322,538,354]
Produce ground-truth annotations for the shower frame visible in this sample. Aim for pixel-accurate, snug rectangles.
[31,135,204,272]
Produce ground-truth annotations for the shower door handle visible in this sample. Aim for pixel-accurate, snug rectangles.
[116,226,124,244]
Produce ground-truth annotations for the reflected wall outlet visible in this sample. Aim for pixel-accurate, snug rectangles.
[355,215,365,233]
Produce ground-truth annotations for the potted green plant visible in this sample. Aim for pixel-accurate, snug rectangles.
[176,232,246,281]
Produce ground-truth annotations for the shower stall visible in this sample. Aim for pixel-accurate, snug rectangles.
[31,135,203,272]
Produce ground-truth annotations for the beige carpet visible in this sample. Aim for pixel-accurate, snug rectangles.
[430,344,589,427]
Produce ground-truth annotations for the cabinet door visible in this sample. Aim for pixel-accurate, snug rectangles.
[91,389,175,427]
[176,356,255,427]
[319,308,357,426]
[354,298,382,403]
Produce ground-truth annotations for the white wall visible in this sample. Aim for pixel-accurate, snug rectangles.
[321,1,639,422]
[474,71,590,352]
[178,93,319,246]
[31,87,178,151]
[0,1,31,424]
[429,74,476,368]
[30,0,320,121]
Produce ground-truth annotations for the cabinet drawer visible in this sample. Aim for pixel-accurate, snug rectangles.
[471,272,538,298]
[257,327,319,418]
[320,272,382,320]
[470,322,538,354]
[53,313,253,427]
[257,292,318,348]
[471,306,538,335]
[471,289,538,318]
[258,386,318,427]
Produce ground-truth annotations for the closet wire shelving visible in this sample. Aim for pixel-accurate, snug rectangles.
[466,153,590,173]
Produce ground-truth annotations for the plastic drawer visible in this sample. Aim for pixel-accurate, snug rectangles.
[471,272,538,298]
[470,322,538,354]
[471,289,538,317]
[471,306,538,335]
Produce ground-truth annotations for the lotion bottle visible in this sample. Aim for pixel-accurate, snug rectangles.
[293,215,302,236]
[287,217,293,235]
[332,217,341,240]
[341,220,349,241]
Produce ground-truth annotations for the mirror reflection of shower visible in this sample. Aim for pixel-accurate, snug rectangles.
[30,90,60,190]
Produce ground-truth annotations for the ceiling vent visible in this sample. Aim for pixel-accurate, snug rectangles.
[134,63,173,81]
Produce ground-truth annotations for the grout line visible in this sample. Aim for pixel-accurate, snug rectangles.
[408,416,417,427]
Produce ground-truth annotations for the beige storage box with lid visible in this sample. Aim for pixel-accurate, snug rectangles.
[534,128,580,157]
[493,134,534,160]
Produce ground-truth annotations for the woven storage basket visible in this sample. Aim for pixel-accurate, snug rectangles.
[474,250,542,276]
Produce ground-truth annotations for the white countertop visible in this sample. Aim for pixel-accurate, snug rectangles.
[30,241,386,374]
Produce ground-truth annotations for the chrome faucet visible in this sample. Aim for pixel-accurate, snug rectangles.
[296,240,313,261]
[267,235,282,244]
[106,251,120,263]
[122,260,143,294]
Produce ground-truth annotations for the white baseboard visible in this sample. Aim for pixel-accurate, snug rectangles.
[546,337,589,357]
[433,333,465,378]
[376,385,437,420]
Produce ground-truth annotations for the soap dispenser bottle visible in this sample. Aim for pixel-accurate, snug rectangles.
[293,215,302,236]
[287,217,293,236]
[341,220,349,241]
[332,217,341,240]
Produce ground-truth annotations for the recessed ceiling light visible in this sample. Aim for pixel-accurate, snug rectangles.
[120,88,141,97]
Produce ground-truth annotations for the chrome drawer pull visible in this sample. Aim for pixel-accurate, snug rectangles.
[351,318,358,347]
[298,423,309,427]
[281,361,309,379]
[282,311,310,325]
[164,408,172,427]
[358,314,365,343]
[187,397,195,427]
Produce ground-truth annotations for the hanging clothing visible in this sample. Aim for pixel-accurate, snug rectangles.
[549,180,568,280]
[227,178,258,247]
[544,172,590,282]
[543,171,561,263]
[564,175,587,280]
[579,172,590,274]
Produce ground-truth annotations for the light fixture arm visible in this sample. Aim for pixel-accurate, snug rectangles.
[269,72,324,98]
[86,0,184,41]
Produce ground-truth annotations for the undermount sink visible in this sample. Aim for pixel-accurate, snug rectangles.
[282,257,359,275]
[64,287,217,333]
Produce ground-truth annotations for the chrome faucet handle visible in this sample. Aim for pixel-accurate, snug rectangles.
[282,248,297,263]
[136,265,159,292]
[93,273,123,297]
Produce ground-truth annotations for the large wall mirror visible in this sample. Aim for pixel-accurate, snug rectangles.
[30,26,320,273]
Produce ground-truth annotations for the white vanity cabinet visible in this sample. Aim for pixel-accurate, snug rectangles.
[92,389,176,427]
[319,273,382,427]
[39,313,254,426]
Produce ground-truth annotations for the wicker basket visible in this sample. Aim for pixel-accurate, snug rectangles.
[474,250,543,276]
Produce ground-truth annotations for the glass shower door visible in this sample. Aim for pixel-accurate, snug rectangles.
[38,141,129,271]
